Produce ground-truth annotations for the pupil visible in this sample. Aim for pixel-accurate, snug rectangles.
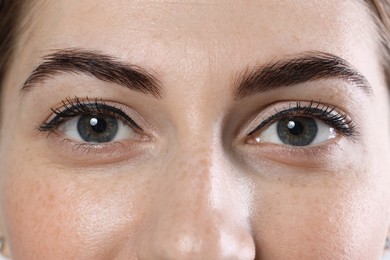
[288,120,304,135]
[90,117,107,133]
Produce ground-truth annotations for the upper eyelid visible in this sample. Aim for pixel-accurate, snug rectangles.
[247,103,355,137]
[38,99,143,132]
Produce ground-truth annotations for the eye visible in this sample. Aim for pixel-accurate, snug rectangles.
[252,116,337,146]
[38,97,146,144]
[247,101,356,147]
[58,114,139,143]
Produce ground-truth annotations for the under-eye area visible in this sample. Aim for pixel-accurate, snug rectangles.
[246,100,357,147]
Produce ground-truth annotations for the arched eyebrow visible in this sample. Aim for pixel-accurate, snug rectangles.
[233,51,373,99]
[21,48,163,98]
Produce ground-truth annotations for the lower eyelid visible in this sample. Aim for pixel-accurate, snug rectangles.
[40,130,155,166]
[242,138,348,171]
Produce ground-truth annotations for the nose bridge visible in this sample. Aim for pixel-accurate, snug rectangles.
[137,145,256,259]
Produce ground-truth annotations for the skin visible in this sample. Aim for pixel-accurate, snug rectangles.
[1,0,390,259]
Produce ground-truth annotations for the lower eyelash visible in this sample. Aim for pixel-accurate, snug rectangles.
[248,101,357,138]
[38,97,142,132]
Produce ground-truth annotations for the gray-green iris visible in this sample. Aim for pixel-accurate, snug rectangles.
[77,115,118,143]
[277,117,318,146]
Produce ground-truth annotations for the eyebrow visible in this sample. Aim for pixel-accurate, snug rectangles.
[22,50,371,100]
[234,51,372,98]
[21,49,163,98]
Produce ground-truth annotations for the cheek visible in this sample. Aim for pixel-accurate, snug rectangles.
[0,161,151,259]
[249,165,389,259]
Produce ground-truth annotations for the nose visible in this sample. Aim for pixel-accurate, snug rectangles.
[136,148,256,259]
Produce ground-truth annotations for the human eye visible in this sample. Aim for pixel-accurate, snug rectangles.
[246,101,357,147]
[38,97,147,144]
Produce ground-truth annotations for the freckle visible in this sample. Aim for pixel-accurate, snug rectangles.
[47,193,55,202]
[292,34,301,44]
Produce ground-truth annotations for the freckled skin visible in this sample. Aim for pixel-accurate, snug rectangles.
[0,0,390,259]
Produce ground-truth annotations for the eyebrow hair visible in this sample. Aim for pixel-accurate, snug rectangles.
[21,50,371,101]
[21,49,163,98]
[234,52,373,98]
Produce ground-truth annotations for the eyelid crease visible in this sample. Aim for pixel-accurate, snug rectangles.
[247,101,357,138]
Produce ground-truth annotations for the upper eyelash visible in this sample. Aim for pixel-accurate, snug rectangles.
[38,97,142,132]
[247,101,357,138]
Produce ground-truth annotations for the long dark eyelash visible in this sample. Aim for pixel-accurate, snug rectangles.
[38,97,142,132]
[248,101,357,138]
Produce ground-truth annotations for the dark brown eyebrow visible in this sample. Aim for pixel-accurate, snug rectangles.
[21,49,163,98]
[234,52,372,98]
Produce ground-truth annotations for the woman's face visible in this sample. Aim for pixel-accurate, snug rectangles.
[1,0,390,259]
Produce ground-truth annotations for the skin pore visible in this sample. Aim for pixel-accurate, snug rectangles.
[1,0,390,259]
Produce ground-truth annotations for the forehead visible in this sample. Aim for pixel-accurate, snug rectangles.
[23,1,374,59]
